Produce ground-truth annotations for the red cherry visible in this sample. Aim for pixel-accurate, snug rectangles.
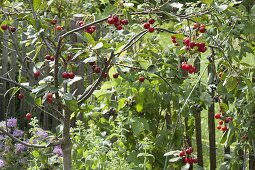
[148,18,155,24]
[184,157,189,164]
[179,151,185,157]
[113,73,119,79]
[34,70,41,78]
[91,25,96,30]
[183,37,190,46]
[108,17,115,24]
[94,66,101,73]
[68,72,75,79]
[224,118,230,123]
[199,27,206,33]
[113,16,119,22]
[214,113,221,119]
[18,93,24,100]
[222,126,228,132]
[51,19,57,25]
[188,66,196,74]
[219,120,223,125]
[227,117,233,122]
[55,25,62,31]
[62,72,69,79]
[50,56,55,61]
[194,23,199,29]
[45,54,51,60]
[102,72,108,78]
[190,42,196,48]
[148,27,154,33]
[26,113,32,120]
[172,39,177,43]
[47,97,53,104]
[186,147,193,154]
[1,24,8,31]
[78,20,84,26]
[143,23,150,29]
[121,19,129,25]
[116,25,123,30]
[139,76,145,82]
[192,158,198,163]
[47,93,53,99]
[217,125,222,130]
[10,26,16,32]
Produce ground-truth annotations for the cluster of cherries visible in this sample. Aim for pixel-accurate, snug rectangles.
[214,113,233,132]
[45,54,55,61]
[107,15,128,30]
[179,147,198,164]
[34,70,41,78]
[17,93,33,120]
[171,36,207,53]
[1,24,16,32]
[193,23,206,33]
[62,71,75,79]
[181,62,197,74]
[143,18,155,33]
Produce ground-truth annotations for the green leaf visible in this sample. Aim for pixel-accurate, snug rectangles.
[201,0,213,6]
[123,3,134,7]
[74,32,87,42]
[117,98,127,111]
[169,156,181,163]
[32,150,40,158]
[181,163,190,170]
[164,150,181,157]
[65,100,78,112]
[83,56,97,64]
[63,93,73,100]
[200,92,212,106]
[225,128,235,147]
[132,119,144,136]
[33,0,41,11]
[137,153,155,158]
[32,84,47,94]
[92,42,103,50]
[84,32,95,46]
[147,65,158,73]
[223,76,237,92]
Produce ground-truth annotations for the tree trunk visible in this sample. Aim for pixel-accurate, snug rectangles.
[62,110,72,170]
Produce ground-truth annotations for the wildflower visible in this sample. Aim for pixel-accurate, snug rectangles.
[0,159,4,168]
[53,145,63,157]
[36,129,48,139]
[0,135,4,140]
[6,118,17,128]
[12,129,24,137]
[15,143,26,155]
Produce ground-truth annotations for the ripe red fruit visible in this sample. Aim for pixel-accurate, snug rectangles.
[86,26,96,34]
[94,66,101,73]
[68,72,75,79]
[194,23,199,29]
[91,25,96,30]
[55,25,62,31]
[47,97,53,104]
[222,126,228,132]
[224,118,230,123]
[186,147,193,154]
[199,26,206,33]
[51,19,57,25]
[1,24,8,31]
[18,93,24,100]
[188,66,196,74]
[26,113,32,120]
[10,26,16,32]
[172,39,177,43]
[113,15,119,22]
[148,27,154,33]
[108,17,115,24]
[113,73,119,79]
[214,113,221,119]
[148,18,155,24]
[219,120,223,125]
[143,23,150,29]
[217,125,222,130]
[116,25,123,30]
[34,70,41,78]
[179,151,185,157]
[62,72,69,79]
[227,117,233,122]
[183,37,190,46]
[121,19,129,25]
[102,72,108,78]
[78,20,84,26]
[192,158,198,163]
[184,157,189,164]
[139,76,145,82]
[45,54,51,60]
[47,93,53,99]
[50,56,55,61]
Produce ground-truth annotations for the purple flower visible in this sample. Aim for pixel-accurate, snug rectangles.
[12,129,24,137]
[53,145,63,157]
[15,143,26,155]
[0,159,4,168]
[0,135,4,140]
[36,129,48,138]
[6,118,17,128]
